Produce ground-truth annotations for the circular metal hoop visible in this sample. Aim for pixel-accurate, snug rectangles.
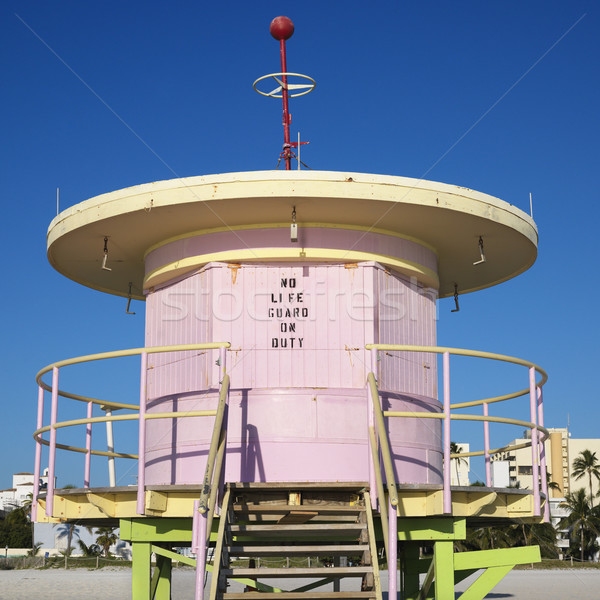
[253,72,316,98]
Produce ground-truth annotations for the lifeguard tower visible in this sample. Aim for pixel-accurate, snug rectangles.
[32,17,549,600]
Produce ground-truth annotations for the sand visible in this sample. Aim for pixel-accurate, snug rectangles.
[0,568,598,599]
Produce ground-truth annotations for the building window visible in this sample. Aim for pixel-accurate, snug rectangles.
[518,466,532,475]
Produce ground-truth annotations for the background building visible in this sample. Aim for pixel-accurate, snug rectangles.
[0,471,49,514]
[491,428,600,560]
[491,428,600,499]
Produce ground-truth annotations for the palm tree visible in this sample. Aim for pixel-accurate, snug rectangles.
[21,492,33,516]
[450,442,468,486]
[27,542,43,557]
[572,450,600,508]
[95,527,118,558]
[78,539,101,557]
[466,526,511,550]
[54,522,80,557]
[53,484,80,557]
[559,488,600,563]
[507,522,558,558]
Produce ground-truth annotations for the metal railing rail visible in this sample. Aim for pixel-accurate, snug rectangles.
[365,343,548,510]
[366,344,548,600]
[32,342,231,521]
[198,373,230,514]
[207,487,232,600]
[368,372,399,508]
[35,343,231,409]
[366,344,548,407]
[192,350,231,600]
[368,426,389,561]
[363,491,384,600]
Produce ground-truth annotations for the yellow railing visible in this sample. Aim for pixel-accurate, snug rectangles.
[199,374,230,521]
[365,344,548,406]
[33,342,231,520]
[34,341,549,530]
[35,343,231,410]
[365,343,549,543]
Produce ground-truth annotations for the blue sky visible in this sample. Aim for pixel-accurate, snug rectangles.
[1,1,598,489]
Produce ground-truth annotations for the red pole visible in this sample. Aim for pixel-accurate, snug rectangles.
[270,16,295,170]
[280,39,291,170]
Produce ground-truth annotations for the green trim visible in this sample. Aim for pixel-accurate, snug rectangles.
[454,546,541,570]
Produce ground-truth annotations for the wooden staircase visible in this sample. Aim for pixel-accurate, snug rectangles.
[208,483,382,600]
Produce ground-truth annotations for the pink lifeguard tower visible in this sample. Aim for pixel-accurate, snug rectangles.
[33,17,549,600]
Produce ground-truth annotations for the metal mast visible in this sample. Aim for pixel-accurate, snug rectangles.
[254,16,315,169]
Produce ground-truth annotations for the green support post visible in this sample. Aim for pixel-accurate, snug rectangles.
[402,543,421,600]
[132,542,152,600]
[153,551,172,600]
[433,541,455,600]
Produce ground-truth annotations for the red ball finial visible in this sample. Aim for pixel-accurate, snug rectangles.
[270,16,294,41]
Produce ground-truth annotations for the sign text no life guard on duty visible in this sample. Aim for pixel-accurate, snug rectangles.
[268,278,307,349]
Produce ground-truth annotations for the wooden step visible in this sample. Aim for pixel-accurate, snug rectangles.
[227,545,368,557]
[229,523,366,538]
[223,566,373,578]
[233,504,365,513]
[233,514,361,524]
[227,544,369,557]
[233,504,364,523]
[223,593,375,599]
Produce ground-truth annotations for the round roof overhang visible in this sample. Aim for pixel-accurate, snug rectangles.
[47,170,538,300]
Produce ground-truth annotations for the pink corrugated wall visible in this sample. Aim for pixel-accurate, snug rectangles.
[143,262,441,485]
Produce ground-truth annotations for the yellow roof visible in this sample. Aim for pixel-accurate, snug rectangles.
[47,170,537,300]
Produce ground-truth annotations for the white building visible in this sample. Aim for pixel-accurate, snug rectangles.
[0,471,49,514]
